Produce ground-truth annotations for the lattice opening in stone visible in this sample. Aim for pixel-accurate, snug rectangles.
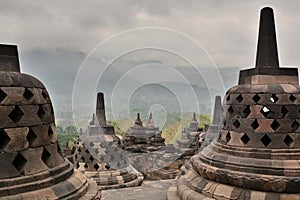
[289,94,296,102]
[85,149,89,154]
[94,163,100,170]
[261,134,272,147]
[270,94,279,103]
[81,157,85,162]
[48,125,54,139]
[284,135,294,147]
[42,90,48,99]
[41,148,51,167]
[251,119,259,130]
[260,106,270,118]
[84,163,88,168]
[226,95,230,101]
[291,120,299,132]
[225,131,231,143]
[9,106,24,123]
[236,94,243,103]
[76,163,80,168]
[89,156,94,161]
[271,120,280,131]
[105,163,110,170]
[252,94,260,103]
[13,153,27,173]
[233,120,240,129]
[23,88,34,100]
[26,128,37,146]
[37,105,46,120]
[241,134,250,145]
[243,105,251,117]
[0,89,7,102]
[228,106,234,115]
[0,129,11,150]
[281,106,288,118]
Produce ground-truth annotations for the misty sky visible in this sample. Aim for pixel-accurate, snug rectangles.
[0,0,299,119]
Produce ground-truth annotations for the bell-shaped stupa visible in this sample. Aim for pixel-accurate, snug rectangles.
[176,7,300,200]
[0,44,99,199]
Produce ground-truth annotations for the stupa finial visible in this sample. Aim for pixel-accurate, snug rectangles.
[255,7,279,68]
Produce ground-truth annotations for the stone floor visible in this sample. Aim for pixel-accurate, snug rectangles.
[101,179,179,200]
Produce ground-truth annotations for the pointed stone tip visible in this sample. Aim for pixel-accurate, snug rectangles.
[255,6,279,68]
[212,95,222,125]
[0,44,20,72]
[192,112,196,120]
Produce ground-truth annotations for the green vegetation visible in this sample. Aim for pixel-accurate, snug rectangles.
[56,125,78,149]
[56,111,211,148]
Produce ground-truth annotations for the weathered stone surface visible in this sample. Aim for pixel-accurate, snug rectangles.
[0,44,98,199]
[177,7,300,200]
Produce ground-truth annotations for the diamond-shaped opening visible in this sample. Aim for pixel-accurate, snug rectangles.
[75,154,78,159]
[281,106,288,118]
[260,106,270,118]
[0,89,7,102]
[9,106,24,123]
[85,149,89,154]
[23,88,34,100]
[241,134,250,145]
[251,119,259,130]
[48,125,54,139]
[26,128,37,146]
[76,162,80,168]
[284,135,294,147]
[12,153,27,173]
[270,94,279,103]
[227,106,234,115]
[94,149,99,154]
[105,163,110,170]
[89,156,94,161]
[233,120,240,129]
[225,131,231,143]
[289,94,296,102]
[261,134,272,147]
[291,120,299,132]
[37,105,46,120]
[252,94,260,103]
[78,147,81,152]
[94,163,100,170]
[236,94,243,103]
[81,157,85,162]
[226,95,230,101]
[41,148,51,167]
[42,90,48,99]
[84,163,88,168]
[243,105,251,117]
[0,129,11,150]
[271,120,280,131]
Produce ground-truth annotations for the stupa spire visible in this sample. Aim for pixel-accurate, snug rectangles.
[255,7,279,68]
[134,113,143,127]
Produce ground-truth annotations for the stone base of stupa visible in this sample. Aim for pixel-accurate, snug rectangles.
[169,154,300,200]
[0,160,100,200]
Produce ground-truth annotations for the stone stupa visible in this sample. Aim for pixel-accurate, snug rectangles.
[0,44,99,199]
[73,92,143,190]
[176,7,300,200]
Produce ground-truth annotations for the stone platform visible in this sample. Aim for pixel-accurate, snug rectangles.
[102,179,177,200]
